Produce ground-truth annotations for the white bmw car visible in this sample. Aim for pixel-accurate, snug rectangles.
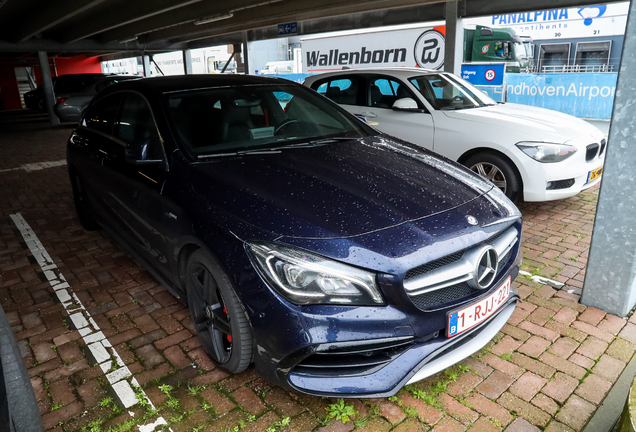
[304,68,605,202]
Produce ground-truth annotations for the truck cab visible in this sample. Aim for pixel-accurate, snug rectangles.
[464,25,533,72]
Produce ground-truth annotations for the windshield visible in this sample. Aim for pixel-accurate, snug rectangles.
[165,84,372,156]
[513,42,528,60]
[409,73,497,110]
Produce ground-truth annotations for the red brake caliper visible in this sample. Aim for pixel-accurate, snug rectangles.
[223,306,232,342]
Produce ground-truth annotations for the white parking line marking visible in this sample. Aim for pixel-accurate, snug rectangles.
[518,270,566,289]
[10,212,171,431]
[0,159,66,173]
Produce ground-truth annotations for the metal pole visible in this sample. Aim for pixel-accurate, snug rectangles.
[444,0,464,75]
[182,49,193,74]
[142,55,152,77]
[242,31,250,75]
[37,51,59,125]
[581,0,636,316]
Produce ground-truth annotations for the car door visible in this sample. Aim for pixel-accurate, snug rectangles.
[101,91,172,275]
[73,92,124,227]
[310,76,364,118]
[360,75,435,151]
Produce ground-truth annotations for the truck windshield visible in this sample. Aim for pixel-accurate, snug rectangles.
[165,84,372,156]
[409,74,497,110]
[513,42,528,60]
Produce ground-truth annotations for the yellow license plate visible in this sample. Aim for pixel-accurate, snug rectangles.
[588,166,604,182]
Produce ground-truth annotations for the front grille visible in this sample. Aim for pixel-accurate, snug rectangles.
[292,337,414,377]
[586,143,599,162]
[409,282,474,309]
[404,227,518,311]
[599,139,607,157]
[405,252,462,281]
[547,179,575,190]
[404,230,505,283]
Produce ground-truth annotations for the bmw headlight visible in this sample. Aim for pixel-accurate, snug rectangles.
[516,142,577,163]
[246,242,384,306]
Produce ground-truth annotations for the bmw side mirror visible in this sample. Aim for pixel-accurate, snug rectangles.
[392,98,427,113]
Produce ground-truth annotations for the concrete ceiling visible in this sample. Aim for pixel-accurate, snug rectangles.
[0,0,626,59]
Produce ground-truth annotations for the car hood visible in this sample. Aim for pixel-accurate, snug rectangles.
[189,136,496,239]
[442,103,604,144]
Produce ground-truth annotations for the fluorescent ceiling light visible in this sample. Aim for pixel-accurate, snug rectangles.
[194,13,233,25]
[119,36,138,43]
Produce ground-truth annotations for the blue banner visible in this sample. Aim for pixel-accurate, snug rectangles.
[504,73,617,120]
[461,64,506,86]
[272,72,617,120]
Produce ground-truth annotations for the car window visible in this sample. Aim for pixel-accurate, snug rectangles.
[368,77,413,108]
[82,93,122,135]
[311,77,361,106]
[113,93,164,159]
[408,74,496,110]
[166,83,371,156]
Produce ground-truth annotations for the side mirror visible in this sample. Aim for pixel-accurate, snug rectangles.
[124,141,164,165]
[392,98,426,113]
[353,113,368,123]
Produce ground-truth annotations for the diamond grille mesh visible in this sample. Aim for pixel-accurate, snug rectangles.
[405,230,515,310]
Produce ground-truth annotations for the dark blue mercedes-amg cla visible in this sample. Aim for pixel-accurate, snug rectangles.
[66,75,521,397]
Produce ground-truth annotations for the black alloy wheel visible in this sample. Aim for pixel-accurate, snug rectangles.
[70,172,99,231]
[185,250,252,373]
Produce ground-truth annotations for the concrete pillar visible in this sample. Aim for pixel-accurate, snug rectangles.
[37,51,59,125]
[242,31,250,75]
[444,0,464,75]
[581,0,636,317]
[182,50,193,74]
[142,55,152,77]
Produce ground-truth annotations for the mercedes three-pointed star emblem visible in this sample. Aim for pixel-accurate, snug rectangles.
[472,246,498,289]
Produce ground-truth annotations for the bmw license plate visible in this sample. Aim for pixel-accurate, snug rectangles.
[588,166,603,182]
[447,277,511,337]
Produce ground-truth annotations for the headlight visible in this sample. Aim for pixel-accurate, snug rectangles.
[246,242,384,306]
[516,142,577,163]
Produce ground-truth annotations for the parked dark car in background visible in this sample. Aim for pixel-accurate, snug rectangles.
[22,73,136,121]
[55,74,138,122]
[66,75,522,397]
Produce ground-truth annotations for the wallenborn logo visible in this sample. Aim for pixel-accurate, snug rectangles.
[414,30,445,70]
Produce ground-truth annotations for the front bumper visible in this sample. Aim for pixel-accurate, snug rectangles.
[506,143,605,202]
[283,266,519,397]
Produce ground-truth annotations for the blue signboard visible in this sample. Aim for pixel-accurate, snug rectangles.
[277,22,298,36]
[461,63,506,86]
[505,73,617,119]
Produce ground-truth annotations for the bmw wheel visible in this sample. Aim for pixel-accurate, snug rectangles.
[464,152,522,202]
[185,250,253,373]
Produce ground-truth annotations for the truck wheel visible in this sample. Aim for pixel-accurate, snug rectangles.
[464,152,522,202]
[185,250,253,374]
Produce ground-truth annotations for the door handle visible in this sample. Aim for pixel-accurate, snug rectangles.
[360,111,378,118]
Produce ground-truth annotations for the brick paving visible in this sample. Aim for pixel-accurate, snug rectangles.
[0,119,633,432]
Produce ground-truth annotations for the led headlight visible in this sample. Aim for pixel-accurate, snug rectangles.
[246,242,384,306]
[516,142,577,163]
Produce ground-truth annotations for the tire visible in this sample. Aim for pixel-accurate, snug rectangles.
[185,250,253,373]
[464,152,523,202]
[70,172,99,231]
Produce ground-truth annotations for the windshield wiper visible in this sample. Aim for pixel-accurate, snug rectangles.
[196,137,362,159]
[197,149,282,159]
